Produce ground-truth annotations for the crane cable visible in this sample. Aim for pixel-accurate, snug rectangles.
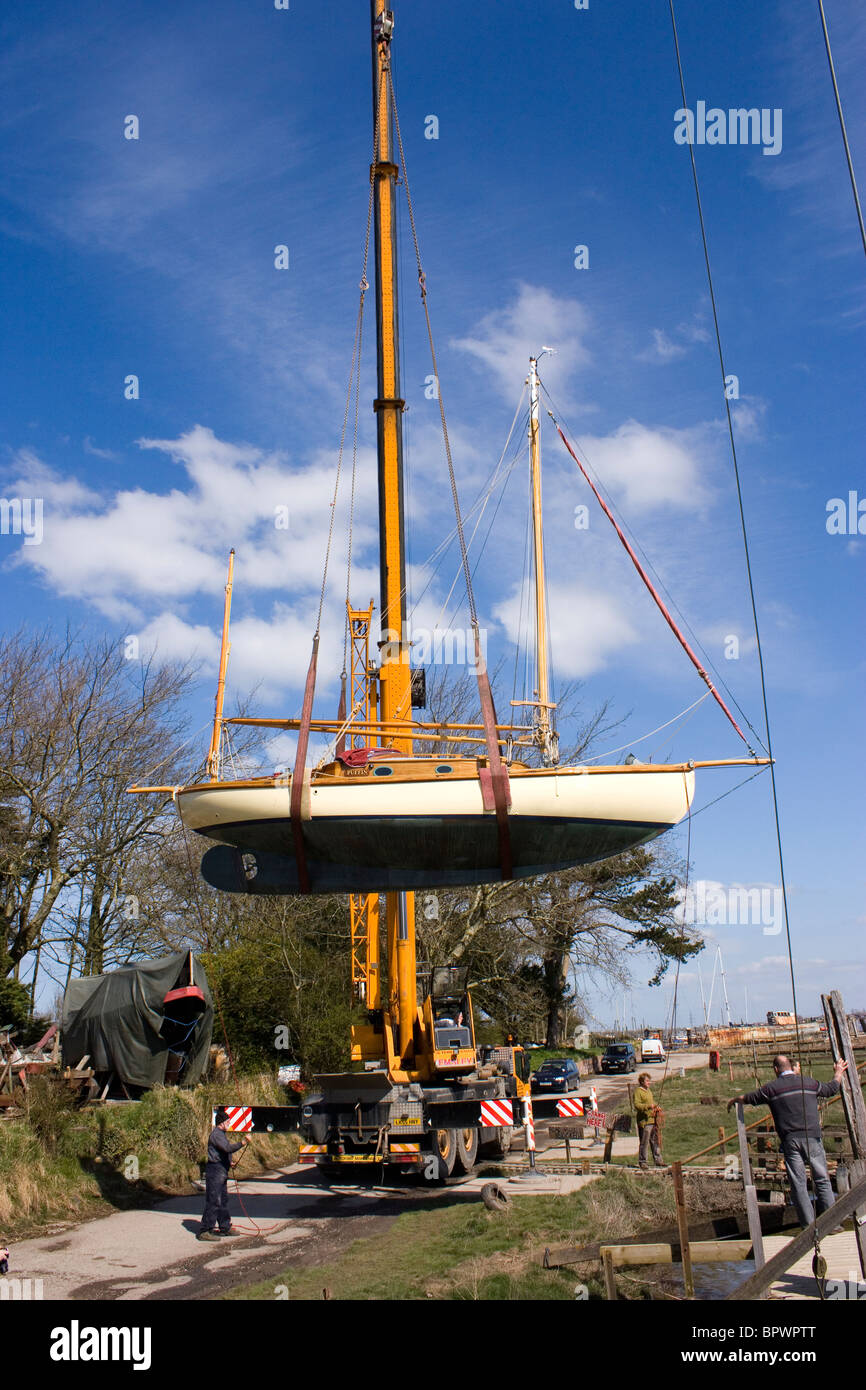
[668,0,821,1276]
[817,0,866,259]
[386,63,513,876]
[386,67,478,631]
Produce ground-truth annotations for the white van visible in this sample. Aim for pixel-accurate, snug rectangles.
[640,1037,667,1063]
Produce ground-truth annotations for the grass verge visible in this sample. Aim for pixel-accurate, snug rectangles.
[226,1168,698,1302]
[0,1073,299,1240]
[608,1058,861,1167]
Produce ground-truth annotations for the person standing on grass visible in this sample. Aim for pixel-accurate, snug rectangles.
[633,1073,664,1169]
[197,1106,250,1242]
[728,1053,847,1229]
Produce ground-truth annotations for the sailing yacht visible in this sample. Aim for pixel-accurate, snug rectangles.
[132,4,764,899]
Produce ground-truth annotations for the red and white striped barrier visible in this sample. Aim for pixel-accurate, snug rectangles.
[556,1096,585,1118]
[222,1105,253,1132]
[480,1098,514,1127]
[589,1086,598,1112]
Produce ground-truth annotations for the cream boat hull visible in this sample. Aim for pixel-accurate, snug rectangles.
[178,765,695,894]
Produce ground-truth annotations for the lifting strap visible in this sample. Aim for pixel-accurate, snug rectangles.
[474,627,513,880]
[291,637,318,894]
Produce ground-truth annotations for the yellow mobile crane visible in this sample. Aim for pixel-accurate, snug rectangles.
[296,4,530,1177]
[195,4,598,1176]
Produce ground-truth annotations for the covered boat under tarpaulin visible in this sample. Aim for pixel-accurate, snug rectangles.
[61,952,213,1089]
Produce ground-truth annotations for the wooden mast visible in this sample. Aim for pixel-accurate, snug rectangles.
[371,2,417,1069]
[206,548,235,781]
[528,355,558,766]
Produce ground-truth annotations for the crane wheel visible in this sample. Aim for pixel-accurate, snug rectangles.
[434,1128,458,1178]
[454,1126,479,1174]
[479,1125,513,1158]
[481,1182,511,1212]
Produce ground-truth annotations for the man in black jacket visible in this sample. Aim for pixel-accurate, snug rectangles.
[197,1107,250,1242]
[728,1053,847,1228]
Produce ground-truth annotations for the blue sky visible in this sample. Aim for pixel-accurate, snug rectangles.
[2,0,863,1028]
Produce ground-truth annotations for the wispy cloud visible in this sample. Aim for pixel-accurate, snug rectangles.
[450,283,592,406]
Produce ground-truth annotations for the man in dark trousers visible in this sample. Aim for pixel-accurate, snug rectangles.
[198,1106,250,1242]
[728,1053,847,1229]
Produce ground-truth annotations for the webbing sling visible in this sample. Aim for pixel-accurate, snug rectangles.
[473,627,513,880]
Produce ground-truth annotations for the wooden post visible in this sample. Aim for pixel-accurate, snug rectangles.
[565,1137,572,1164]
[602,1247,617,1300]
[822,992,866,1155]
[671,1161,694,1299]
[736,1102,765,1276]
[718,1125,727,1157]
[822,990,866,1280]
[727,1170,866,1301]
[603,1126,615,1164]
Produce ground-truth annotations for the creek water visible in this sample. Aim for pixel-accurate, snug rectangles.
[691,1260,755,1299]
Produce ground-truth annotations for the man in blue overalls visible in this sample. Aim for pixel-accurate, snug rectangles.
[198,1107,249,1241]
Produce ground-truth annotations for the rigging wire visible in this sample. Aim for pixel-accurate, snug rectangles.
[386,68,479,631]
[687,764,769,821]
[326,66,383,655]
[657,781,692,1107]
[406,409,529,628]
[582,690,711,764]
[512,471,534,714]
[540,380,766,754]
[817,0,866,259]
[550,405,752,748]
[668,0,817,1254]
[430,390,529,631]
[437,432,531,646]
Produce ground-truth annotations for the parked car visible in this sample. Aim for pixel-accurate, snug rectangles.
[531,1058,581,1093]
[601,1042,637,1074]
[640,1037,667,1063]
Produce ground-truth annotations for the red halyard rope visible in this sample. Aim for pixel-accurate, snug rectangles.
[551,415,751,750]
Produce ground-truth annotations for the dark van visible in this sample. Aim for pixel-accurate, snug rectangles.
[601,1042,636,1074]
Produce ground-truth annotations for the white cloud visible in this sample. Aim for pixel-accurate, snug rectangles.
[495,580,638,679]
[450,283,591,405]
[9,427,378,624]
[574,420,709,512]
[136,611,220,668]
[730,397,768,443]
[638,328,687,364]
[82,437,118,461]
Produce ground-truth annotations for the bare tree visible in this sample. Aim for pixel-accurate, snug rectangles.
[0,627,197,986]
